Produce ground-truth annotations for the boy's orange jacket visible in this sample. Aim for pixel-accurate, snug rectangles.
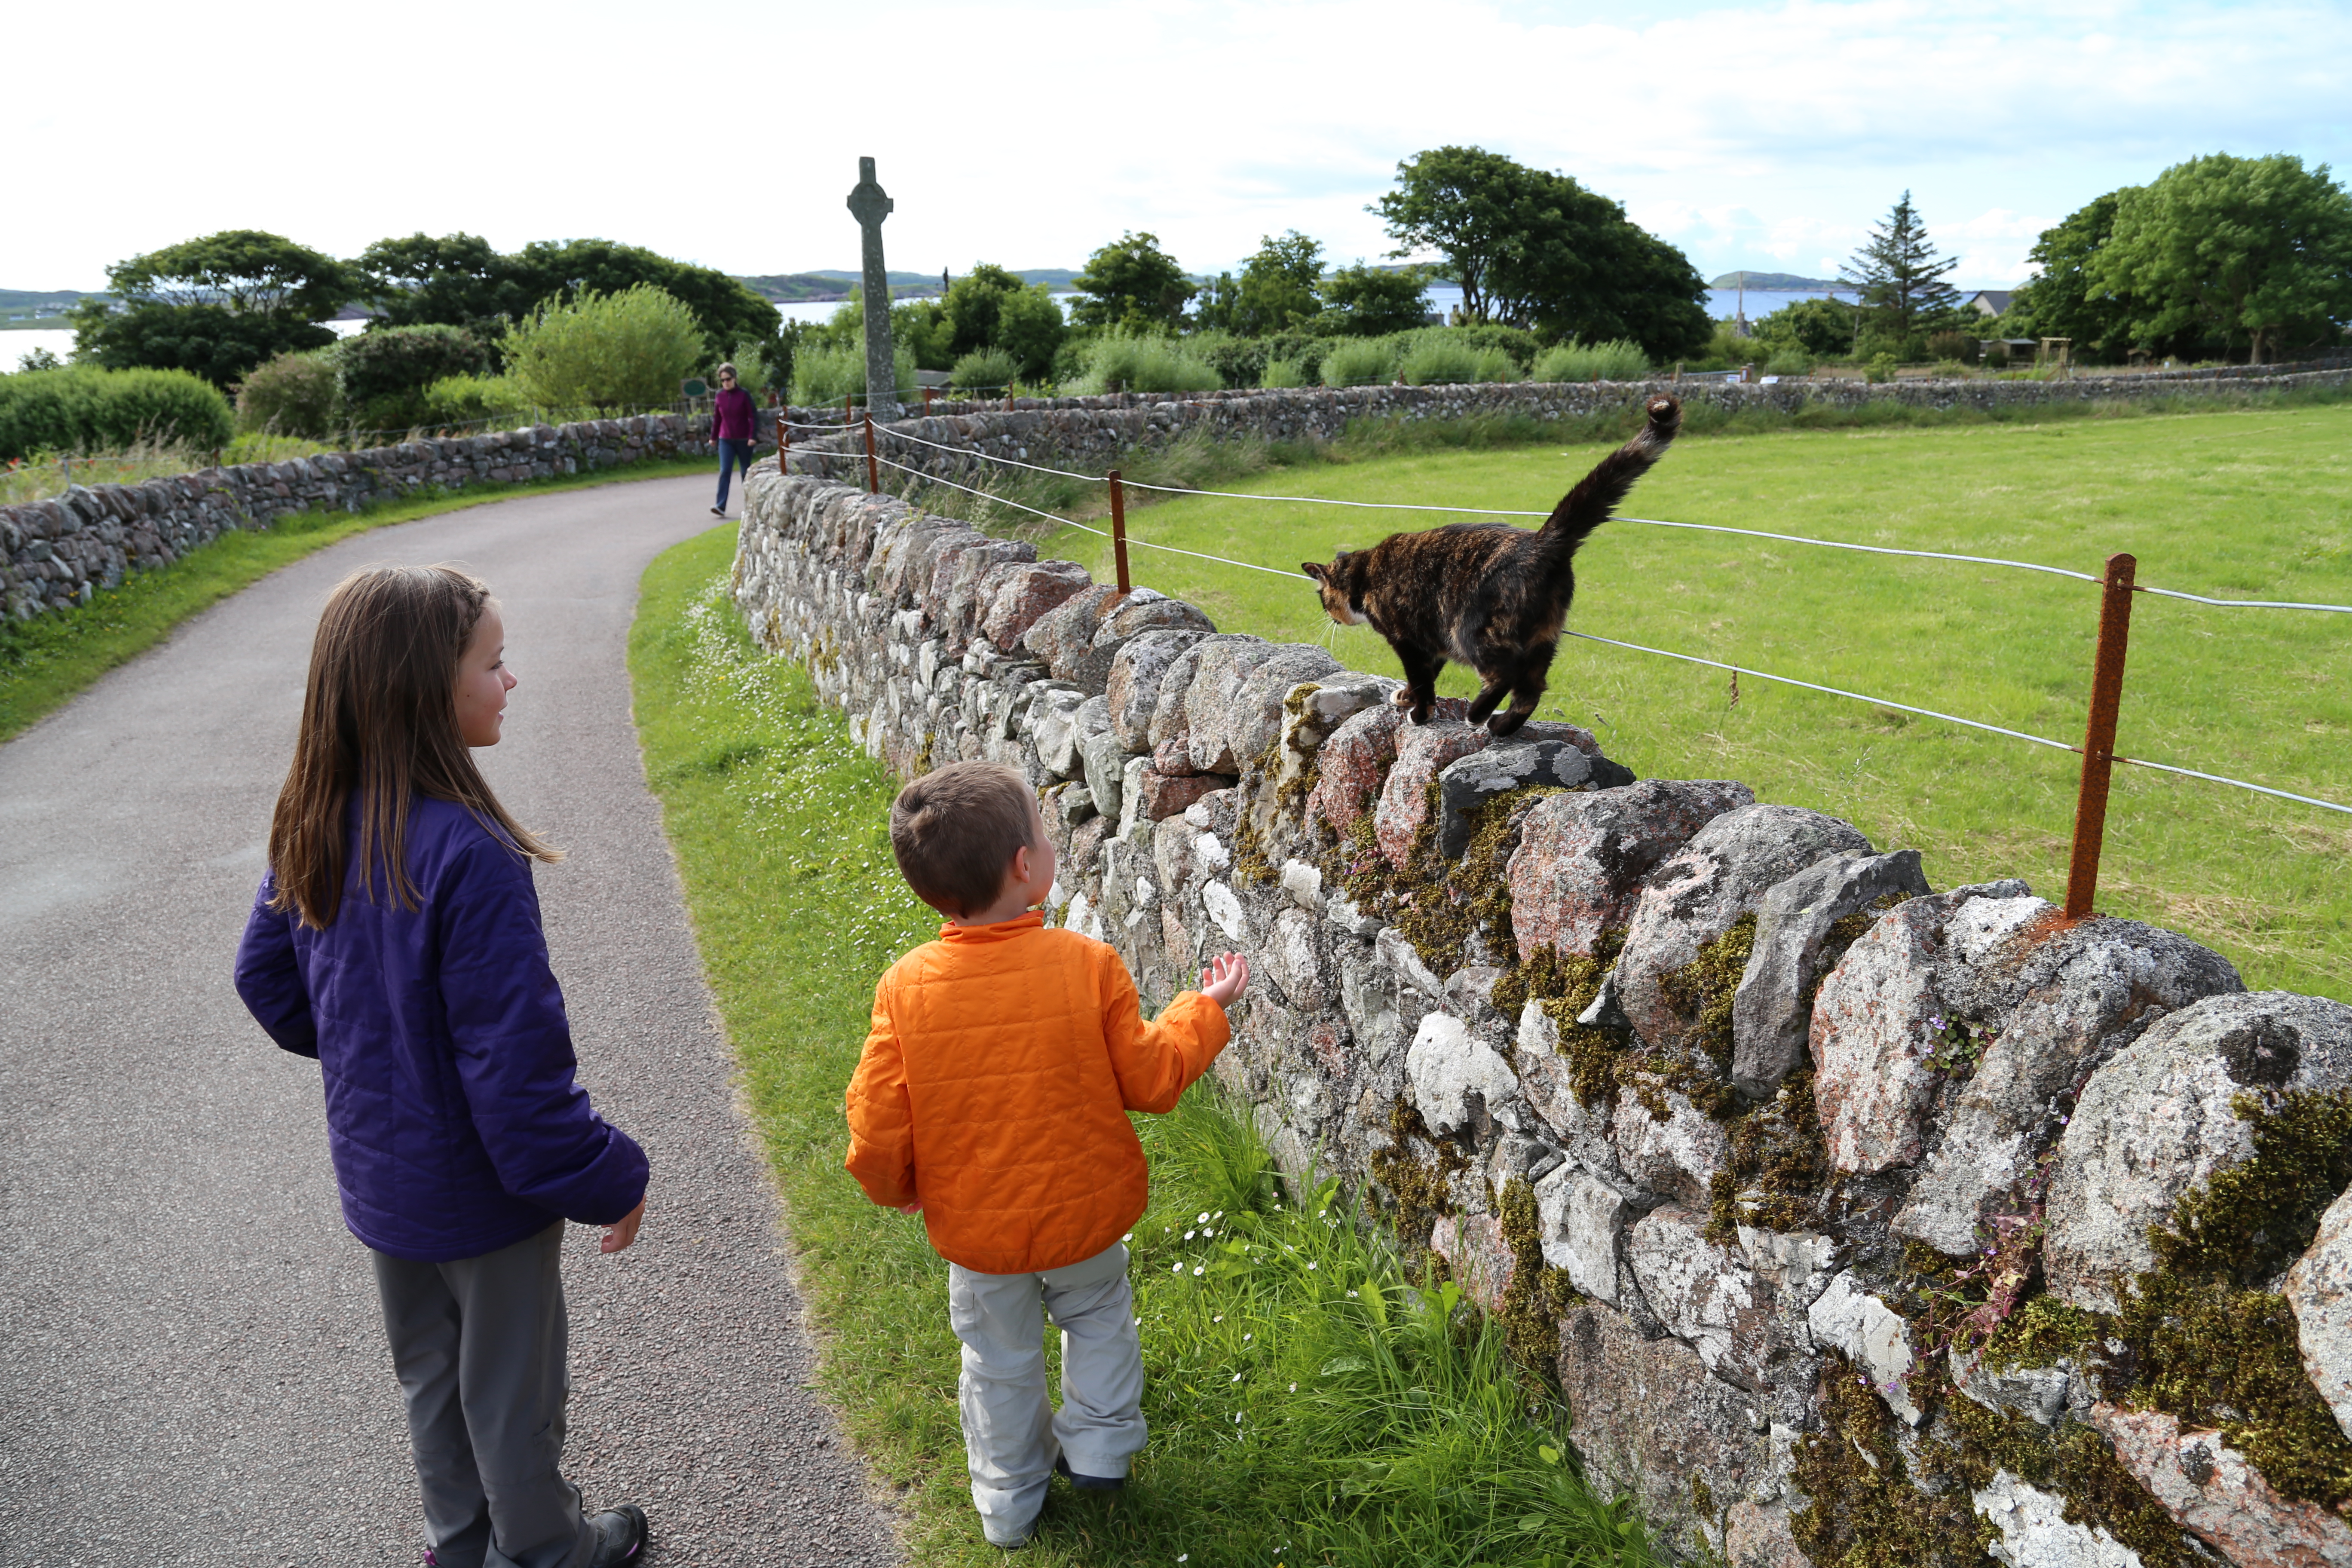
[844,912,1229,1276]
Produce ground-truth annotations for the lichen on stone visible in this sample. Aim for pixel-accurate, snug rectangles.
[1499,928,1627,1111]
[1657,911,1758,1084]
[1369,1095,1466,1272]
[1332,781,1560,975]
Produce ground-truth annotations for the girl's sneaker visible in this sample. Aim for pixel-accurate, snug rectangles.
[588,1504,649,1565]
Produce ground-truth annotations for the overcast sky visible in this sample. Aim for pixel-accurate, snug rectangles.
[7,0,2348,293]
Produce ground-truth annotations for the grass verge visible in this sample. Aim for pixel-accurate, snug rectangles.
[627,525,1660,1567]
[0,456,712,743]
[893,400,2350,999]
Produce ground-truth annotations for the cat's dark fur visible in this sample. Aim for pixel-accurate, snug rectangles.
[1302,395,1682,736]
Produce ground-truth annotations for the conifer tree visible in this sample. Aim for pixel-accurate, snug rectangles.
[1840,192,1961,342]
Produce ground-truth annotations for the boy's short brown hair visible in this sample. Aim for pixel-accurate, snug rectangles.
[889,762,1040,916]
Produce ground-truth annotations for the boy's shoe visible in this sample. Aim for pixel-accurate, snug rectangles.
[1054,1453,1125,1493]
[588,1504,649,1565]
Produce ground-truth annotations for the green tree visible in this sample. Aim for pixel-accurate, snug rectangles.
[337,324,494,432]
[1839,192,1961,343]
[358,233,778,367]
[71,230,352,388]
[943,264,1029,357]
[1318,262,1432,337]
[2004,192,2147,361]
[1228,231,1325,337]
[991,286,1066,380]
[502,284,704,412]
[1371,146,1710,359]
[1752,296,1859,358]
[1069,232,1196,331]
[2090,153,2352,363]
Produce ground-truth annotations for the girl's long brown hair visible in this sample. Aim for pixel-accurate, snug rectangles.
[268,564,560,929]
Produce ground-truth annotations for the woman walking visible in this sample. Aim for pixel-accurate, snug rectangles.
[710,362,756,518]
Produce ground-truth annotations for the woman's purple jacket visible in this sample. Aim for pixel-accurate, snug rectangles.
[713,384,757,442]
[235,798,648,1262]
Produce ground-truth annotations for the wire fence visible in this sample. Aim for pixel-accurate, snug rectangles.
[780,417,2351,831]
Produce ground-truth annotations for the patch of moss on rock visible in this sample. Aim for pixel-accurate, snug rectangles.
[1496,1174,1585,1391]
[1332,781,1561,976]
[1790,1351,1992,1568]
[1369,1095,1467,1273]
[1706,1069,1838,1243]
[1981,1295,2101,1374]
[1657,912,1757,1084]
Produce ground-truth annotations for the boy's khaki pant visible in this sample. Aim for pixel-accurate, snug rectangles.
[947,1240,1147,1545]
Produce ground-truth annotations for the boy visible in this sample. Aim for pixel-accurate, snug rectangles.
[845,761,1249,1549]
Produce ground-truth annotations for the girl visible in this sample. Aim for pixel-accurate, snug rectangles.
[236,564,651,1568]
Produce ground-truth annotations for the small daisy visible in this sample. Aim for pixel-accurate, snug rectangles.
[1307,1262,1317,1270]
[1172,1262,1184,1274]
[1185,1230,1197,1241]
[1197,1211,1211,1223]
[1193,1265,1206,1277]
[1231,1373,1242,1382]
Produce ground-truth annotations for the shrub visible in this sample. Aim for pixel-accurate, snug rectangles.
[1532,338,1652,382]
[1065,331,1222,395]
[1320,336,1396,386]
[337,324,494,433]
[1931,358,1969,378]
[949,348,1019,393]
[1927,330,1977,364]
[236,349,343,438]
[1764,348,1814,377]
[0,364,233,462]
[1400,336,1480,385]
[790,343,919,407]
[422,374,534,427]
[504,283,704,413]
[1865,352,1898,383]
[1261,355,1309,388]
[1469,347,1520,383]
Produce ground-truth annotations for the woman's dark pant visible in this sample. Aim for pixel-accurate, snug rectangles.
[715,438,754,511]
[371,1222,595,1568]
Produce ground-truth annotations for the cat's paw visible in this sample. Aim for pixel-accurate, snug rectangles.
[1485,710,1530,737]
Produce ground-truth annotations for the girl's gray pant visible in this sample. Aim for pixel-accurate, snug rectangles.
[947,1239,1148,1545]
[371,1222,597,1568]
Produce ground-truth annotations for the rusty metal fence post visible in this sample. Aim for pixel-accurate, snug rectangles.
[864,413,879,494]
[777,413,789,475]
[923,386,935,414]
[2064,552,2139,918]
[1108,469,1132,595]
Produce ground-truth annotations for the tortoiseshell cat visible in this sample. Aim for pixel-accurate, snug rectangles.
[1303,395,1681,736]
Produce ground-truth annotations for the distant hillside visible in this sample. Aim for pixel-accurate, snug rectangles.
[1,288,109,324]
[1709,271,1843,291]
[741,268,1081,303]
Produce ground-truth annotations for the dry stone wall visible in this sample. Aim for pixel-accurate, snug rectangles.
[735,438,2352,1568]
[0,411,762,621]
[786,367,2352,492]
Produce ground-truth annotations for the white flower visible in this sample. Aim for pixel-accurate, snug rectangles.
[1185,1230,1197,1240]
[1289,1382,1297,1392]
[1197,1211,1211,1223]
[1231,1372,1241,1382]
[1213,1211,1224,1220]
[1122,1233,1133,1242]
[1178,1557,1188,1564]
[1243,1333,1253,1341]
[1307,1262,1317,1270]
[1233,1412,1242,1424]
[1193,1266,1205,1276]
[1212,1315,1224,1323]
[1347,1290,1358,1298]
[1133,1317,1142,1326]
[1202,1227,1215,1237]
[1172,1262,1184,1274]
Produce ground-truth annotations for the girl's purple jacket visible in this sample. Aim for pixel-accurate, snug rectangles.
[235,798,648,1262]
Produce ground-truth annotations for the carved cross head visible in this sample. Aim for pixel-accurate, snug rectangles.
[847,156,894,229]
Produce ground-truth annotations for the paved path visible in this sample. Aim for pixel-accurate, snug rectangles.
[0,476,901,1566]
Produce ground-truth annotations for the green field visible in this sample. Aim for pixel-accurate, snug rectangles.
[1027,404,2351,999]
[628,530,1659,1567]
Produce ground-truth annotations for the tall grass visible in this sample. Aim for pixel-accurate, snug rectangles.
[626,545,1665,1565]
[1,430,337,507]
[793,342,921,406]
[1400,337,1481,386]
[1531,340,1652,383]
[1320,337,1396,387]
[1067,331,1225,396]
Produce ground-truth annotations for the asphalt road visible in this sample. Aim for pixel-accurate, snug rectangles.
[0,475,901,1566]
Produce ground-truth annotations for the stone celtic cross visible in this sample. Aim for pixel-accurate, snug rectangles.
[847,156,899,420]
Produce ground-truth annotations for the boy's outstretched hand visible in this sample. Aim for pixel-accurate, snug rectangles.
[1200,952,1251,1008]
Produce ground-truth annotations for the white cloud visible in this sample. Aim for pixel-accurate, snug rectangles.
[1,0,2345,290]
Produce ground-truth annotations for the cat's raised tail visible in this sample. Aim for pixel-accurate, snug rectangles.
[1537,394,1682,553]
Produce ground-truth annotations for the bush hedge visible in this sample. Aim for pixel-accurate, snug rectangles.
[339,325,493,433]
[0,365,235,462]
[235,349,343,438]
[1065,333,1222,395]
[1532,338,1652,382]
